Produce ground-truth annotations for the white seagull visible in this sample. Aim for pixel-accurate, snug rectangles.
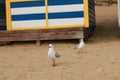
[48,44,60,67]
[74,39,85,53]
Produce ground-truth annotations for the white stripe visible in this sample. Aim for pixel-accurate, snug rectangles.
[11,6,45,15]
[12,20,46,28]
[48,4,84,13]
[49,18,84,26]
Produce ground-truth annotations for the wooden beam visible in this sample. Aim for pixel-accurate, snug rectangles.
[0,28,84,41]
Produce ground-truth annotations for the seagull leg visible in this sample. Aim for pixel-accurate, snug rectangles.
[52,58,56,67]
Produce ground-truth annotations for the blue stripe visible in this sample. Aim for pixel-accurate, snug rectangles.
[48,0,83,6]
[12,13,45,21]
[48,11,84,19]
[11,1,45,8]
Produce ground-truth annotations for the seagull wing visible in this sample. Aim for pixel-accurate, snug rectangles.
[73,44,80,49]
[51,48,60,58]
[55,52,60,57]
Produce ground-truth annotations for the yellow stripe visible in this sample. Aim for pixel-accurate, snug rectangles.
[84,0,89,28]
[6,0,12,30]
[45,0,48,27]
[11,24,84,30]
[11,0,39,2]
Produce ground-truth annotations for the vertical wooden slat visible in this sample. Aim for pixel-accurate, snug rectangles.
[84,0,89,28]
[45,0,48,27]
[6,0,12,30]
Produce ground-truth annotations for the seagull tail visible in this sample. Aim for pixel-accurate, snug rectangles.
[56,53,60,58]
[56,54,60,58]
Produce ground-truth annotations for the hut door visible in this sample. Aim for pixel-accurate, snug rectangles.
[6,0,86,30]
[47,0,84,28]
[7,0,46,30]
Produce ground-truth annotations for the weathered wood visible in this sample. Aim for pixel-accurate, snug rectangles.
[0,41,11,46]
[108,0,112,5]
[95,0,117,5]
[0,27,84,41]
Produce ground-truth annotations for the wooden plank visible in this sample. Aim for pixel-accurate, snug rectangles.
[0,27,84,41]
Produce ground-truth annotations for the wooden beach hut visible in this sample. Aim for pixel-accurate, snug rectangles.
[0,0,95,42]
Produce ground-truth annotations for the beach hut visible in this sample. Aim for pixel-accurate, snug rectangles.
[0,0,95,42]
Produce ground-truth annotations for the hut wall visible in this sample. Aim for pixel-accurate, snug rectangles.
[0,0,6,30]
[88,0,96,36]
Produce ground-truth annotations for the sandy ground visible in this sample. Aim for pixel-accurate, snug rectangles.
[0,5,120,80]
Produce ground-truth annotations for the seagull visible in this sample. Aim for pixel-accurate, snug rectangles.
[48,44,60,67]
[74,39,84,53]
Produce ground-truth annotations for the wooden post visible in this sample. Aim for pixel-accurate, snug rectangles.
[108,0,112,5]
[36,40,41,46]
